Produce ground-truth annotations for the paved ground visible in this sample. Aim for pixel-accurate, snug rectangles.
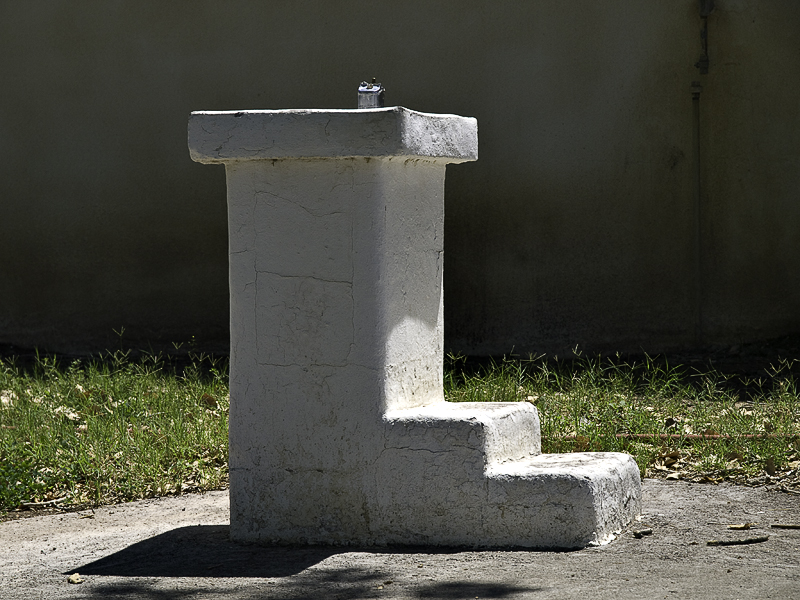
[1,480,798,599]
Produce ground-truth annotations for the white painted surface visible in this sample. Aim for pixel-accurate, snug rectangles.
[189,108,641,547]
[189,107,478,163]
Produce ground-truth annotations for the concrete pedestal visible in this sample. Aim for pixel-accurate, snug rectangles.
[189,107,641,547]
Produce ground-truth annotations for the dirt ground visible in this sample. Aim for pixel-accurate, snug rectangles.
[1,480,798,600]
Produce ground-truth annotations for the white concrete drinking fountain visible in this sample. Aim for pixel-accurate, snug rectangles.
[188,102,641,548]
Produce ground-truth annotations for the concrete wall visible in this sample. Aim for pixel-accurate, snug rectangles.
[1,1,798,355]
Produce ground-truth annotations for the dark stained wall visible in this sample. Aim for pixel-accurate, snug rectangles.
[0,1,798,355]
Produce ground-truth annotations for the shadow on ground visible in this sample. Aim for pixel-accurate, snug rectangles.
[72,525,543,598]
[81,581,541,600]
[75,525,335,578]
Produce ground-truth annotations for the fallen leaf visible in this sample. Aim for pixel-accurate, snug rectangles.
[200,393,218,409]
[0,390,16,408]
[54,406,80,421]
[765,457,777,476]
[728,523,755,530]
[573,436,590,451]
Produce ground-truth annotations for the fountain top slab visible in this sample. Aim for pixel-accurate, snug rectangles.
[188,106,477,164]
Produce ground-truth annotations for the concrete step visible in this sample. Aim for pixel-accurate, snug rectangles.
[383,401,541,471]
[373,402,641,548]
[484,452,642,547]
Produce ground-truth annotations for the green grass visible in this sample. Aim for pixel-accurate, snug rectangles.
[445,353,800,486]
[0,351,228,512]
[2,350,798,513]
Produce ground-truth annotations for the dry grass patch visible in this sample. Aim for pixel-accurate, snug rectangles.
[445,354,800,491]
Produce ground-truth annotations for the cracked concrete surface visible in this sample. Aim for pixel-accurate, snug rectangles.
[1,480,797,600]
